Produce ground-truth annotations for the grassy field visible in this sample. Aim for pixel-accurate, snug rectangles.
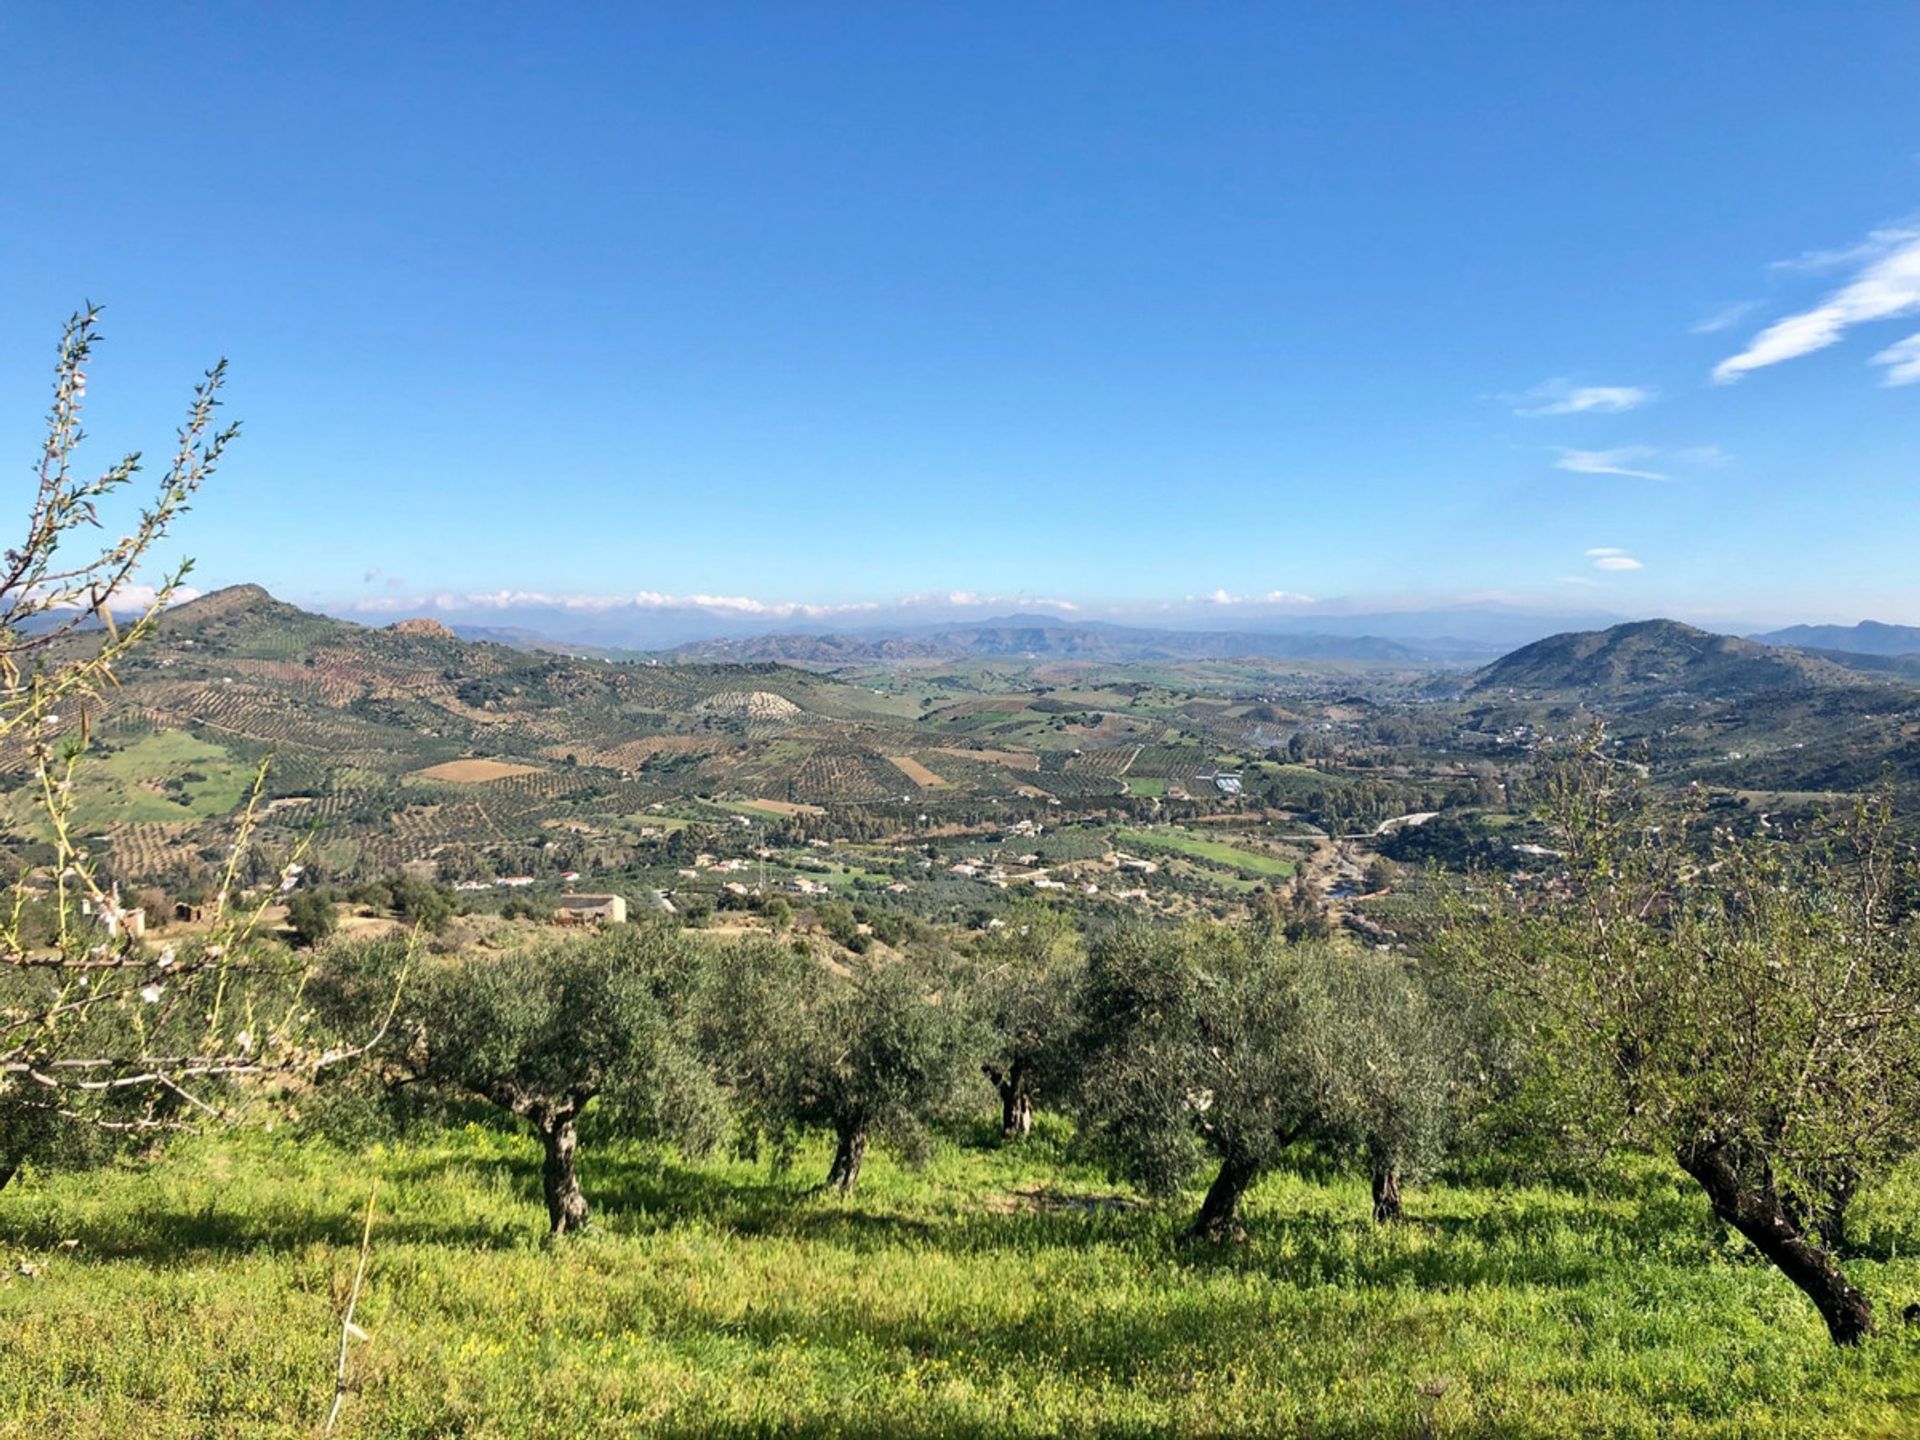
[1116,827,1296,879]
[5,729,260,832]
[5,1125,1920,1438]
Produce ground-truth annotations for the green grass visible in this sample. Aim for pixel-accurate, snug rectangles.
[1115,827,1296,879]
[7,729,259,833]
[1123,777,1168,798]
[6,1127,1920,1438]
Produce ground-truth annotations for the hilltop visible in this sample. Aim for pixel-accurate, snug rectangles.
[1469,619,1870,707]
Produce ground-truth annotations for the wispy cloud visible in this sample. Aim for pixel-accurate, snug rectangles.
[1554,446,1668,481]
[1690,300,1760,335]
[1768,224,1917,274]
[1585,546,1644,573]
[1715,225,1920,383]
[1512,379,1654,416]
[1551,444,1727,481]
[1669,444,1732,466]
[1870,332,1920,386]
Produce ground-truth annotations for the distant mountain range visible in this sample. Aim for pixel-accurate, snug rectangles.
[307,595,1630,659]
[1751,620,1920,657]
[667,615,1449,665]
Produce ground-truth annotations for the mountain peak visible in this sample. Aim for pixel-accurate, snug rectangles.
[197,582,273,605]
[169,583,276,618]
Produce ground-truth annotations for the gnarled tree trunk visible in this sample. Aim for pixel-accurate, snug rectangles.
[827,1120,868,1194]
[1004,1087,1034,1141]
[983,1064,1034,1142]
[1678,1141,1874,1346]
[538,1111,589,1235]
[1185,1150,1260,1243]
[1371,1164,1404,1224]
[489,1086,593,1236]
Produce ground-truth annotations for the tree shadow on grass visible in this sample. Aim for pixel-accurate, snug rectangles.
[0,1198,520,1265]
[1,1145,1728,1302]
[368,1146,1700,1294]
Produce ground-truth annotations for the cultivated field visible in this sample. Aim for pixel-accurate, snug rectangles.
[1115,827,1297,878]
[412,759,545,784]
[887,754,948,788]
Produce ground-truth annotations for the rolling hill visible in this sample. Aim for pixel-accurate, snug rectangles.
[1468,619,1873,707]
[10,586,1359,886]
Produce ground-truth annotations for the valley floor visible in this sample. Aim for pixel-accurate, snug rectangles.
[3,1127,1920,1437]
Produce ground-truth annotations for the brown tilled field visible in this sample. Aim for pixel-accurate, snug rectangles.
[414,759,544,783]
[930,745,1040,771]
[886,755,947,787]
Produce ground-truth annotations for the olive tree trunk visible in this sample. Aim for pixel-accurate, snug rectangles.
[490,1086,594,1237]
[1004,1087,1034,1141]
[984,1064,1034,1142]
[826,1121,868,1194]
[1678,1142,1874,1346]
[1184,1150,1261,1243]
[538,1111,589,1235]
[1370,1164,1404,1224]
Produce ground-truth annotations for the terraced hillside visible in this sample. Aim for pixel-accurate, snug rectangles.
[9,587,1366,887]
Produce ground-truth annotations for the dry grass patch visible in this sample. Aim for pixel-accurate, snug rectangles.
[741,798,827,816]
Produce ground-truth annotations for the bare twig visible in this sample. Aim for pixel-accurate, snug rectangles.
[324,1179,379,1435]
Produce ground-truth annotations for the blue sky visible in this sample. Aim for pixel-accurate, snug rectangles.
[2,3,1918,629]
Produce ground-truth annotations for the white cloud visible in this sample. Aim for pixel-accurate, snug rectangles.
[1689,300,1760,335]
[1583,547,1644,573]
[1513,380,1654,417]
[943,591,1080,611]
[36,582,201,612]
[1871,331,1920,385]
[340,589,1082,620]
[1554,447,1668,481]
[1201,588,1317,607]
[1715,226,1920,383]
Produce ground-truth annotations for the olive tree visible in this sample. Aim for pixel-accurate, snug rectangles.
[1074,924,1320,1240]
[966,905,1084,1141]
[1076,923,1463,1239]
[1291,947,1464,1222]
[401,926,721,1234]
[699,942,977,1193]
[1445,736,1920,1345]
